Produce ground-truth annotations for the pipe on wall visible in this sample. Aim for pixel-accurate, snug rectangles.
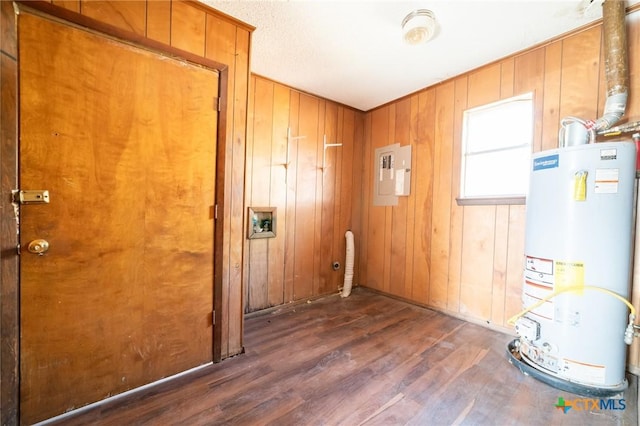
[594,0,629,131]
[559,0,629,147]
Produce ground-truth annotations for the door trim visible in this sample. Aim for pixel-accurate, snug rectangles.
[1,1,230,423]
[1,3,20,424]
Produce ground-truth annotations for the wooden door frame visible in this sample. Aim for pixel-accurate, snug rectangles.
[1,2,229,423]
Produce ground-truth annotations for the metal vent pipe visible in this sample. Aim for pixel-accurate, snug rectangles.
[594,0,629,132]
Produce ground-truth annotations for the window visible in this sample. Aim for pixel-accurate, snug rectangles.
[460,92,533,203]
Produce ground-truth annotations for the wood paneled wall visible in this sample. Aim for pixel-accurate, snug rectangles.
[360,9,640,372]
[244,76,364,312]
[626,8,640,375]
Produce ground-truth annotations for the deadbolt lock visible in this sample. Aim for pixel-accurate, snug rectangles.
[27,239,49,255]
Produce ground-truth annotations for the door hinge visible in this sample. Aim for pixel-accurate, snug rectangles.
[214,204,218,220]
[214,97,221,112]
[212,310,216,325]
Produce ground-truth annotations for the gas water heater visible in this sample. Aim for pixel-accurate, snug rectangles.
[509,141,636,396]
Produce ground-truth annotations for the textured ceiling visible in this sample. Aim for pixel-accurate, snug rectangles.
[204,0,638,111]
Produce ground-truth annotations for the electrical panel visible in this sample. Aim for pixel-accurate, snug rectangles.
[373,143,411,206]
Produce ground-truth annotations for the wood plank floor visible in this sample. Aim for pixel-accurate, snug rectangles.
[48,288,637,425]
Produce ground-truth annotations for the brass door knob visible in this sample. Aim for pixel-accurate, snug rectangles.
[27,239,49,255]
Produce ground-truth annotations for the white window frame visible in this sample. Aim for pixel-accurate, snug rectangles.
[459,92,534,205]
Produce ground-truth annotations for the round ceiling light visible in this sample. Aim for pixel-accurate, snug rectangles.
[402,9,437,45]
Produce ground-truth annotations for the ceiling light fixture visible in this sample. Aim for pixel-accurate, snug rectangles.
[402,9,437,45]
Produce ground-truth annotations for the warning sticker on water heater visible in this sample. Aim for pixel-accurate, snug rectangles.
[554,260,584,293]
[560,358,606,385]
[594,168,619,194]
[600,148,617,160]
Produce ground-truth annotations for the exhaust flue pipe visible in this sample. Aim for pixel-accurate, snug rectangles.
[594,0,629,132]
[559,0,629,147]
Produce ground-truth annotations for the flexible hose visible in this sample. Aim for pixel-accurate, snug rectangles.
[341,230,355,298]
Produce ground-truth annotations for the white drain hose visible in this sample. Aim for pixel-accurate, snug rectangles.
[341,230,355,298]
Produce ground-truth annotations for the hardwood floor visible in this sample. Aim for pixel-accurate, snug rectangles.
[48,288,637,425]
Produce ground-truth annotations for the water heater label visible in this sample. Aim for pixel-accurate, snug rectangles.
[533,154,559,171]
[525,256,553,275]
[524,256,555,320]
[594,168,619,194]
[600,148,617,160]
[554,260,584,293]
[560,358,606,385]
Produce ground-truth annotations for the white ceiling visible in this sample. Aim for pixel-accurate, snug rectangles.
[203,0,638,111]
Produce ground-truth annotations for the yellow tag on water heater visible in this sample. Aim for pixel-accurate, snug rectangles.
[555,260,585,294]
[573,171,587,201]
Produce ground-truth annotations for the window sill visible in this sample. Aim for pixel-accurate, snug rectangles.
[456,196,526,206]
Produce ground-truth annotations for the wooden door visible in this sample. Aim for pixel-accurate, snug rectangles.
[18,12,218,424]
